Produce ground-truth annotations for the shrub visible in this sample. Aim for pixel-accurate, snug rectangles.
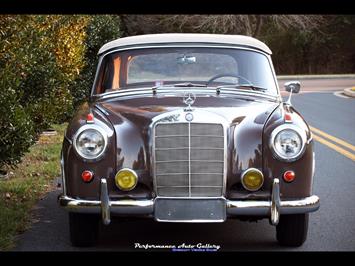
[0,15,89,169]
[17,15,89,130]
[0,70,35,169]
[70,15,121,107]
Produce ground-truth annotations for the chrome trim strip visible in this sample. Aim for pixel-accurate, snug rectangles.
[270,178,281,225]
[100,179,111,225]
[95,87,278,102]
[64,135,72,145]
[60,152,67,196]
[307,131,313,145]
[312,151,316,179]
[94,104,110,116]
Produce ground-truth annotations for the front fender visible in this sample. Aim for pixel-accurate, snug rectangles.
[263,104,314,198]
[62,103,116,199]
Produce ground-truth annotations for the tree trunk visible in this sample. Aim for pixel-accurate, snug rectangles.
[253,16,263,37]
[118,15,129,37]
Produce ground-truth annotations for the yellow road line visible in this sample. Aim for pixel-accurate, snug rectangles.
[312,134,355,161]
[310,126,355,152]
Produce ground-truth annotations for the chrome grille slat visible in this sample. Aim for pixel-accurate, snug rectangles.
[156,135,224,138]
[154,122,224,198]
[155,147,224,151]
[157,186,223,188]
[156,172,223,176]
[156,160,224,163]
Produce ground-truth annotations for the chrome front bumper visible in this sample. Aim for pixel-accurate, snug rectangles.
[58,178,320,226]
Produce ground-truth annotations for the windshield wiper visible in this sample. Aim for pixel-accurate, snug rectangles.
[172,82,207,88]
[152,82,207,95]
[216,84,268,95]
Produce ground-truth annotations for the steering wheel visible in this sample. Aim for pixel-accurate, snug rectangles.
[206,73,253,86]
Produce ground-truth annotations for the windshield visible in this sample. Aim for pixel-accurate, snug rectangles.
[95,47,278,95]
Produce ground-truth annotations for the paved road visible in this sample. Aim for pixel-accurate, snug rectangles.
[13,78,355,251]
[278,77,355,93]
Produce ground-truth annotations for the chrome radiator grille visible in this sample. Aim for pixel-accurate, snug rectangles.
[154,123,224,197]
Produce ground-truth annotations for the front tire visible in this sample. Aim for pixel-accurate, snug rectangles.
[276,213,309,247]
[69,213,99,247]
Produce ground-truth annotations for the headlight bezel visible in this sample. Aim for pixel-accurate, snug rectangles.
[73,124,108,161]
[269,124,307,162]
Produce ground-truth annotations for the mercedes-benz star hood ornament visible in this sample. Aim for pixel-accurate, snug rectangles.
[183,92,196,112]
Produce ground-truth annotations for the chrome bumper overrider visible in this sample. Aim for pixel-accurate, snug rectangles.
[58,178,319,226]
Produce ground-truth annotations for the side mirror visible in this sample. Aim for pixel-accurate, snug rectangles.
[284,81,301,93]
[284,81,301,105]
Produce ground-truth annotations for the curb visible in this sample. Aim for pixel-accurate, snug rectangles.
[343,87,355,98]
[277,74,355,80]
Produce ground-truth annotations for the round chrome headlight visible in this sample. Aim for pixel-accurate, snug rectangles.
[270,124,307,162]
[73,125,108,160]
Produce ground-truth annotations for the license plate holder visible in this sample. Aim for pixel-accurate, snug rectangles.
[154,198,226,222]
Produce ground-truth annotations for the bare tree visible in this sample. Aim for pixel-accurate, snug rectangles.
[119,15,326,38]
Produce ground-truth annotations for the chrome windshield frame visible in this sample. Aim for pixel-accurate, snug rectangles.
[91,44,281,100]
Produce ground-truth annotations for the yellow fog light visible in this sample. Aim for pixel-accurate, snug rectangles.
[241,168,264,191]
[115,168,138,191]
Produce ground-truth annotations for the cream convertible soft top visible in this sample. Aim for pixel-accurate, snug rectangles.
[98,33,272,55]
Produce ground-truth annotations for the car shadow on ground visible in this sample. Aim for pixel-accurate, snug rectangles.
[96,217,282,251]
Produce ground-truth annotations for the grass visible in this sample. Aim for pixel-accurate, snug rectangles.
[0,124,66,251]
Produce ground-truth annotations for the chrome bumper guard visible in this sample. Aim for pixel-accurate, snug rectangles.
[58,178,319,226]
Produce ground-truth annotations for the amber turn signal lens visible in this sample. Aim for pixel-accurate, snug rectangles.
[241,168,264,191]
[115,168,138,191]
[283,170,296,182]
[81,170,94,183]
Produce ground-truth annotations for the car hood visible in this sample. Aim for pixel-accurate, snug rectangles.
[96,93,279,126]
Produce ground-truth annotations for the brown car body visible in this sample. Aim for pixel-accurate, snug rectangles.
[59,34,319,247]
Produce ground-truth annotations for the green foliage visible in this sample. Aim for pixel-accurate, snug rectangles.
[0,15,88,168]
[0,15,121,169]
[0,16,35,168]
[70,15,121,107]
[0,72,35,168]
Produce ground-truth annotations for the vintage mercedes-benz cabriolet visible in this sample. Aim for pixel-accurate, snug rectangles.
[58,33,320,247]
